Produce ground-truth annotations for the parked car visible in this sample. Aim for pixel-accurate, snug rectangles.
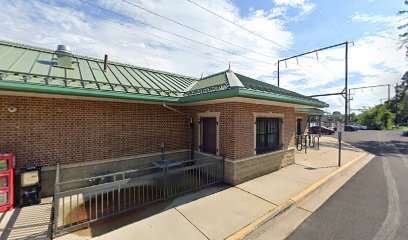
[366,125,381,130]
[344,125,358,131]
[398,123,408,127]
[354,125,367,130]
[401,130,408,137]
[310,126,335,135]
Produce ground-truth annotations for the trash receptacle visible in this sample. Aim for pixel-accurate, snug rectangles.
[19,164,42,207]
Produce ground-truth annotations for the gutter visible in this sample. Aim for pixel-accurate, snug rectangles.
[0,80,328,108]
[0,80,180,103]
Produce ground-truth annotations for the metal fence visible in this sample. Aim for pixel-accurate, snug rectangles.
[52,156,224,236]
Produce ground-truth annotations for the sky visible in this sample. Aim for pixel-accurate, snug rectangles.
[0,0,406,114]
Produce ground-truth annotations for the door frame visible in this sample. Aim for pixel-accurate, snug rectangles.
[198,112,220,155]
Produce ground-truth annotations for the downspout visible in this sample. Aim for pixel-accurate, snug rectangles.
[162,102,194,160]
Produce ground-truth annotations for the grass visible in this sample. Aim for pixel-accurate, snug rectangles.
[395,126,408,131]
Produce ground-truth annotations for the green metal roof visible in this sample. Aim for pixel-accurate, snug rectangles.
[0,40,328,108]
[295,108,325,115]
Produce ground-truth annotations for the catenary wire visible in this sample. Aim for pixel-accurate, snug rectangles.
[121,0,277,60]
[76,0,274,65]
[185,0,341,79]
[27,0,256,72]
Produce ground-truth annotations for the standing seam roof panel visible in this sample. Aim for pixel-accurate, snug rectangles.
[65,58,82,80]
[109,65,138,93]
[144,71,178,92]
[138,69,168,91]
[49,54,66,79]
[96,62,121,85]
[0,47,26,71]
[77,59,96,82]
[154,73,184,91]
[163,74,191,89]
[127,67,155,90]
[108,65,132,87]
[8,49,38,73]
[88,61,109,84]
[132,68,161,90]
[173,75,195,87]
[115,65,143,88]
[30,52,54,77]
[159,74,188,89]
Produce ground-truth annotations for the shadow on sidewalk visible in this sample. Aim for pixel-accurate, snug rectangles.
[67,184,229,239]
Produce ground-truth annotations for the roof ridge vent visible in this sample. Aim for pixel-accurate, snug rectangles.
[225,70,244,88]
[55,44,73,69]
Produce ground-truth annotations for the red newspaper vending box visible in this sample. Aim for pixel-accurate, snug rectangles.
[0,152,14,212]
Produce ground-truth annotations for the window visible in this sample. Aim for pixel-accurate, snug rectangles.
[256,118,281,154]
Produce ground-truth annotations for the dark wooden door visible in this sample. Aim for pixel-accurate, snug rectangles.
[296,118,303,135]
[202,117,217,154]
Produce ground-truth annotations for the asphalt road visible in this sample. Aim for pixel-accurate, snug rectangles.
[287,130,408,240]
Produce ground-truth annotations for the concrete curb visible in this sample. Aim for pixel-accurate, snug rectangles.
[226,151,369,240]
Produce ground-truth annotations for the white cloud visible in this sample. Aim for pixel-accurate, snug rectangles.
[277,28,406,113]
[273,0,315,15]
[351,12,400,27]
[0,0,292,77]
[0,1,405,114]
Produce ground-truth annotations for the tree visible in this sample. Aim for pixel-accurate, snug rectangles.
[358,104,396,129]
[399,1,408,57]
[350,112,357,122]
[334,114,343,122]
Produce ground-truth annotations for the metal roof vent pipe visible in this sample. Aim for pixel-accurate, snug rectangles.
[55,44,73,69]
[104,54,108,72]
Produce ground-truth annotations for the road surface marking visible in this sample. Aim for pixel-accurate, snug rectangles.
[372,132,401,240]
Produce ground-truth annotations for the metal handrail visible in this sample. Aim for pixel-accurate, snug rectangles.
[53,156,224,236]
[55,156,219,189]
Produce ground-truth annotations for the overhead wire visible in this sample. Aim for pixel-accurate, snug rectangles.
[28,0,256,73]
[185,0,299,54]
[121,0,277,60]
[185,0,342,81]
[315,9,348,40]
[285,61,334,86]
[76,0,274,65]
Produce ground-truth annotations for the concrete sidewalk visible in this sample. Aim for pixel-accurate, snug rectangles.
[0,197,53,239]
[59,136,366,240]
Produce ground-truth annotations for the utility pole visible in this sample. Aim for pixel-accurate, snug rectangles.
[347,84,391,122]
[277,62,280,87]
[395,83,399,124]
[344,41,348,126]
[277,42,348,88]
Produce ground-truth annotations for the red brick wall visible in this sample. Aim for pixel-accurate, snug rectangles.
[188,102,296,160]
[0,96,189,169]
[0,95,299,168]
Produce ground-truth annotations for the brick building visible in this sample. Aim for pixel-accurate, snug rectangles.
[0,41,328,195]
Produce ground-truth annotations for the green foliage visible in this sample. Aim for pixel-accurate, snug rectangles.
[350,112,357,122]
[358,104,396,129]
[334,114,343,122]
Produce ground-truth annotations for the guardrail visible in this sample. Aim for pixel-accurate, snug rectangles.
[52,156,224,236]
